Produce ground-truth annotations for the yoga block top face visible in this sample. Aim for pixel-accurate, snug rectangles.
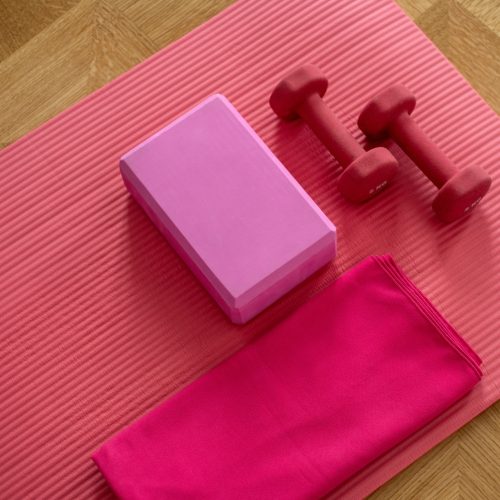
[120,94,336,323]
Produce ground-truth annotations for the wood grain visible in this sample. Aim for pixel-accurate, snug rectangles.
[0,0,498,498]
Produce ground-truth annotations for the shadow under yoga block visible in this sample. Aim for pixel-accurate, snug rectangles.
[120,94,337,323]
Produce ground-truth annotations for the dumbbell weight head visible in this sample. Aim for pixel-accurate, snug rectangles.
[432,166,492,223]
[270,65,398,202]
[269,65,328,120]
[357,84,416,138]
[336,147,399,202]
[358,84,491,222]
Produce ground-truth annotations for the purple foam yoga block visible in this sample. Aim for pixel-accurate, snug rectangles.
[120,94,337,323]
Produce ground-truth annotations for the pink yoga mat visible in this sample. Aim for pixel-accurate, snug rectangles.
[0,0,499,498]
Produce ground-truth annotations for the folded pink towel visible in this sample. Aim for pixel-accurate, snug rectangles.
[93,255,481,499]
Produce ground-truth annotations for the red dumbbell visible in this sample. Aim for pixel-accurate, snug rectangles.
[358,84,492,223]
[269,65,398,202]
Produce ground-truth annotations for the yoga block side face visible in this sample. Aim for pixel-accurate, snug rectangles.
[120,94,337,323]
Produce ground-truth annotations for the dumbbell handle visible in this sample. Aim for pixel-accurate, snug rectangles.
[390,113,458,188]
[297,93,364,167]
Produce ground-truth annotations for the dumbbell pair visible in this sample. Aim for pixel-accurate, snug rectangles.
[270,65,491,223]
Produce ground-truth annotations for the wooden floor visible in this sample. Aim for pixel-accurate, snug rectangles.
[1,0,498,497]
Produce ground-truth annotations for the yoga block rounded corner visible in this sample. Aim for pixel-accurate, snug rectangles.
[120,94,337,323]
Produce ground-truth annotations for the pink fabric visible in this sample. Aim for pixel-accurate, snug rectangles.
[93,255,481,499]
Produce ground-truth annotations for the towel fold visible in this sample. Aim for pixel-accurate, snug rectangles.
[93,255,481,499]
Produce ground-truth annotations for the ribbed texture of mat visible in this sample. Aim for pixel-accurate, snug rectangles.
[0,0,499,498]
